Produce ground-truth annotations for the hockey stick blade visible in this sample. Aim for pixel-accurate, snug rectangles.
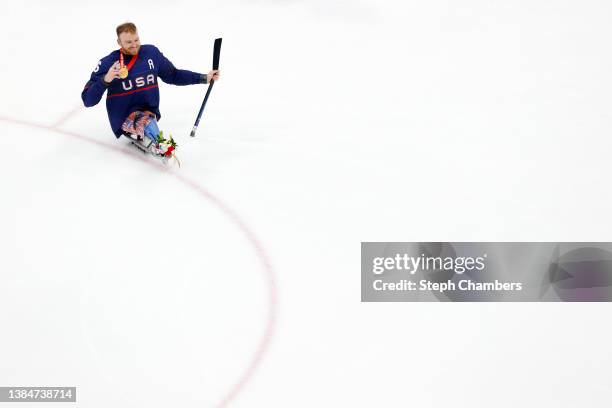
[213,38,222,70]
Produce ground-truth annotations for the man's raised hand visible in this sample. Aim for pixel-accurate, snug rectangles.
[104,61,122,83]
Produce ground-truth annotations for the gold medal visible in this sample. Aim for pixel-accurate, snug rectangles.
[119,49,137,79]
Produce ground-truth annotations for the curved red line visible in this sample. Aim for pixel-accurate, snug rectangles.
[0,113,278,407]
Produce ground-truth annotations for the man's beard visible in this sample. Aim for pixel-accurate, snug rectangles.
[122,46,140,55]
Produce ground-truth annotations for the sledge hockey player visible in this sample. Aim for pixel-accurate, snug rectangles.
[81,22,220,158]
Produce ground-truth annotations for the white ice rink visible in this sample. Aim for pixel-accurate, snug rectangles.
[2,0,612,406]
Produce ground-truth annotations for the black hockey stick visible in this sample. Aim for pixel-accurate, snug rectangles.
[190,38,222,137]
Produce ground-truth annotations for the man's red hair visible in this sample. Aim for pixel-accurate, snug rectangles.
[116,22,137,37]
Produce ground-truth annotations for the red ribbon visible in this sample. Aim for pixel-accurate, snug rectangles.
[120,49,138,72]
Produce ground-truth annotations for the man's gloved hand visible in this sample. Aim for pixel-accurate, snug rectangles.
[144,119,161,144]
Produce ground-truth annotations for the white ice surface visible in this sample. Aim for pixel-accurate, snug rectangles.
[2,0,612,407]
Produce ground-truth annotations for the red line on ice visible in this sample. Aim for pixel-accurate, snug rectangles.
[51,103,83,128]
[0,111,278,408]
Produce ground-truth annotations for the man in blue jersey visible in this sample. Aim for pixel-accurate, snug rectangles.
[81,22,220,156]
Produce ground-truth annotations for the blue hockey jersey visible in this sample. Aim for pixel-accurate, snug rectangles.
[81,44,205,137]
